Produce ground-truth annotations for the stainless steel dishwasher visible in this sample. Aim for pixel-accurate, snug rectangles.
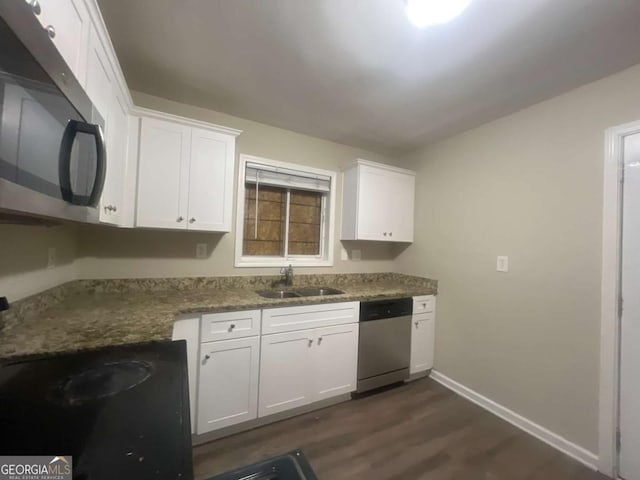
[356,297,413,393]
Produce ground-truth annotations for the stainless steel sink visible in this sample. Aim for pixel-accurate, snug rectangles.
[256,287,345,299]
[292,287,345,297]
[256,289,301,299]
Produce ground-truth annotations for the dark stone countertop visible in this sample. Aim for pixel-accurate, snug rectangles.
[0,273,437,358]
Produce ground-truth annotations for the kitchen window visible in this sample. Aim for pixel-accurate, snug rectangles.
[235,154,336,267]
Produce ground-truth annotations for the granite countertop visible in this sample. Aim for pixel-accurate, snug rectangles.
[0,273,437,359]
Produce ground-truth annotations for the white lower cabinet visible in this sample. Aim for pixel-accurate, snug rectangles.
[410,296,436,375]
[197,336,260,434]
[258,330,315,417]
[312,324,359,401]
[259,322,359,418]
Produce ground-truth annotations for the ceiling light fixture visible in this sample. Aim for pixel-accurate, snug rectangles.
[405,0,473,28]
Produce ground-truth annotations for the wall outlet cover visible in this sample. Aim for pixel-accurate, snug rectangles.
[196,243,208,259]
[497,255,509,272]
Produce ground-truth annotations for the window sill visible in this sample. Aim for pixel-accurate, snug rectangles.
[234,257,334,268]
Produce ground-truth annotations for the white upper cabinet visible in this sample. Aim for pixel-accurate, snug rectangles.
[31,0,91,82]
[135,113,241,232]
[84,25,127,225]
[341,159,415,242]
[187,128,236,231]
[136,117,191,229]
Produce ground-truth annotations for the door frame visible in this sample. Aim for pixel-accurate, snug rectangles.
[599,119,640,476]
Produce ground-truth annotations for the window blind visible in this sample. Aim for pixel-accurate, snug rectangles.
[245,161,331,193]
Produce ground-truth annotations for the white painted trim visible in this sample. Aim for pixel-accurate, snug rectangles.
[234,154,336,268]
[130,106,242,137]
[343,158,416,176]
[599,119,640,476]
[430,370,599,470]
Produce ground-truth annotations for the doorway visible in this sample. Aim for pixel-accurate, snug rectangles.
[599,121,640,478]
[619,132,640,479]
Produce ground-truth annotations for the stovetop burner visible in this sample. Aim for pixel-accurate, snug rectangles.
[50,360,154,406]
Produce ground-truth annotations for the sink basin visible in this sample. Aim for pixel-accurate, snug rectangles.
[292,287,345,297]
[256,289,301,299]
[256,287,345,299]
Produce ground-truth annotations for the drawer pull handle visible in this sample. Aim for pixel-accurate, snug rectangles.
[318,337,323,345]
[228,323,236,332]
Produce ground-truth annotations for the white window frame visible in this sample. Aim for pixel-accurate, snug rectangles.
[234,154,336,268]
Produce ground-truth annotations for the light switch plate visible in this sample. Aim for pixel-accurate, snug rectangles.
[497,255,509,272]
[351,249,362,261]
[196,243,208,259]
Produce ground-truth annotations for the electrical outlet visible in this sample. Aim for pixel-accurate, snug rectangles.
[496,255,509,273]
[351,249,362,261]
[47,247,56,269]
[340,248,349,261]
[196,243,207,259]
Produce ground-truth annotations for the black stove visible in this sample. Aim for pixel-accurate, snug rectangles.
[0,340,193,480]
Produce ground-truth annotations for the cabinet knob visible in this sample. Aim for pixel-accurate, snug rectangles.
[383,232,387,236]
[415,321,419,328]
[308,339,313,347]
[204,354,210,361]
[228,323,236,332]
[45,25,56,39]
[112,205,117,212]
[177,216,184,222]
[29,0,41,15]
[389,232,393,237]
[318,337,323,345]
[189,217,196,224]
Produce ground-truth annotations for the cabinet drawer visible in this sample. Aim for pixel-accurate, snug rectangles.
[261,302,360,335]
[413,295,436,314]
[201,310,261,342]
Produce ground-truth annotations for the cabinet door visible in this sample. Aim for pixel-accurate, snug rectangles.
[197,337,260,434]
[99,92,128,225]
[386,170,415,242]
[35,0,90,82]
[85,27,118,223]
[356,165,388,240]
[136,117,191,229]
[410,313,435,374]
[312,323,359,401]
[186,128,235,231]
[258,330,314,417]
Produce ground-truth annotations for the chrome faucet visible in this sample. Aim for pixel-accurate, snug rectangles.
[280,264,294,286]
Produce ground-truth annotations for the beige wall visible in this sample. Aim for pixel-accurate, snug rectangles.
[396,63,640,453]
[0,224,77,301]
[75,91,403,279]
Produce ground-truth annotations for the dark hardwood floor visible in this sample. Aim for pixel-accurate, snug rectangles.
[193,378,608,480]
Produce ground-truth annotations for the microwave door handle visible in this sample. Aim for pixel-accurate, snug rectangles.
[87,122,106,207]
[58,120,106,207]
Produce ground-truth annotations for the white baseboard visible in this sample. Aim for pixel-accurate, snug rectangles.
[430,370,599,470]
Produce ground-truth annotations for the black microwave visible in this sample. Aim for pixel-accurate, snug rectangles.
[0,2,106,223]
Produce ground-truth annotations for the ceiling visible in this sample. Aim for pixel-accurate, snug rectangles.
[98,0,640,154]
